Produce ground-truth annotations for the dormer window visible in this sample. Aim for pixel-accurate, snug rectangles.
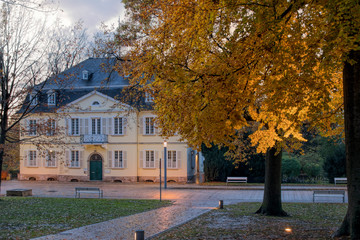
[145,92,154,103]
[30,93,38,106]
[47,91,56,105]
[82,70,89,80]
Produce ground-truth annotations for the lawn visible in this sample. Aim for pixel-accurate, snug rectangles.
[154,202,349,240]
[0,197,170,239]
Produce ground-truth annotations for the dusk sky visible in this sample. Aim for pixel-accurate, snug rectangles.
[48,0,126,35]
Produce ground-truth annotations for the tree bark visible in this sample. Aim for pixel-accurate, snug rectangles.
[334,49,360,239]
[256,146,287,216]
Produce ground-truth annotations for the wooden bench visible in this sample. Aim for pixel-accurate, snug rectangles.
[313,190,345,203]
[334,177,347,186]
[75,187,103,198]
[226,177,247,185]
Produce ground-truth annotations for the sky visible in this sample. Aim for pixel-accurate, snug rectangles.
[47,0,126,35]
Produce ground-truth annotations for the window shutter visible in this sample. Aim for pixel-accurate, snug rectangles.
[123,118,127,135]
[177,151,181,169]
[65,150,70,167]
[108,151,112,168]
[42,151,47,167]
[154,122,159,135]
[25,120,30,136]
[34,151,38,167]
[84,118,89,134]
[24,150,28,167]
[67,118,71,135]
[102,118,107,134]
[54,152,57,167]
[155,151,159,168]
[123,151,127,168]
[79,151,84,168]
[139,117,144,135]
[108,118,113,135]
[80,118,84,135]
[139,151,144,168]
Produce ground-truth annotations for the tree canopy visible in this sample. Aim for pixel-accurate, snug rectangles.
[119,0,360,237]
[122,0,344,152]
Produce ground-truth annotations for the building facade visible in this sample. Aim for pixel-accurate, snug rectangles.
[18,58,198,183]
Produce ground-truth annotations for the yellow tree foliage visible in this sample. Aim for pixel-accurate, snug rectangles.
[122,0,344,153]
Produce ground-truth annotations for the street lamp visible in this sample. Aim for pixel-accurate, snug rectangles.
[164,140,167,189]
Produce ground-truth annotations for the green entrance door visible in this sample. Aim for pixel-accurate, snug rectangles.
[90,154,103,181]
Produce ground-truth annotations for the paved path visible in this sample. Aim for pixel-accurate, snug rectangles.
[1,181,347,240]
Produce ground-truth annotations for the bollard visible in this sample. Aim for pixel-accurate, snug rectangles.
[219,200,223,209]
[135,230,145,240]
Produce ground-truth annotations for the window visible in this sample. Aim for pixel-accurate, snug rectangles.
[47,119,56,136]
[30,94,38,106]
[114,117,123,135]
[145,150,155,168]
[145,117,155,135]
[28,150,37,167]
[82,70,88,80]
[71,118,79,135]
[92,118,101,134]
[48,92,56,105]
[167,151,177,168]
[71,150,79,167]
[145,92,154,102]
[114,150,123,168]
[46,151,56,167]
[29,120,37,136]
[92,101,100,106]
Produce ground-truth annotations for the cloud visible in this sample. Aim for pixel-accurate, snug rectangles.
[57,0,125,33]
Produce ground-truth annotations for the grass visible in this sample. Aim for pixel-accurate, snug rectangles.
[154,202,349,240]
[0,197,170,240]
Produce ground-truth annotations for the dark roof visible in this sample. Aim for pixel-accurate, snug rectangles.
[18,58,153,114]
[40,58,129,90]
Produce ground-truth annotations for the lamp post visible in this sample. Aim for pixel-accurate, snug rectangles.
[164,140,167,189]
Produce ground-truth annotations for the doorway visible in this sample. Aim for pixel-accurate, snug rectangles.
[90,153,103,180]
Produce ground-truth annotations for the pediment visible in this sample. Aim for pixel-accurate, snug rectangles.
[59,90,131,112]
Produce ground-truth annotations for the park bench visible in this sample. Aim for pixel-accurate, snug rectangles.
[75,187,103,198]
[334,177,347,186]
[313,190,345,203]
[226,177,247,185]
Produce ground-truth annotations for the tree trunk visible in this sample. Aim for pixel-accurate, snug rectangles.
[334,49,360,239]
[256,146,287,216]
[0,150,3,195]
